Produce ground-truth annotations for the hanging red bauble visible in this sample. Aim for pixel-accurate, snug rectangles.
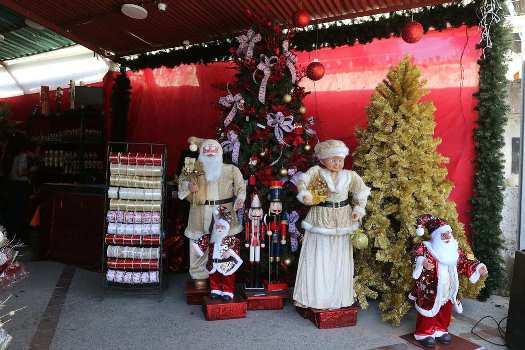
[401,21,424,43]
[293,9,311,28]
[306,61,325,81]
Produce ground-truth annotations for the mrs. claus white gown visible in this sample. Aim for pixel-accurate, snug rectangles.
[293,166,370,309]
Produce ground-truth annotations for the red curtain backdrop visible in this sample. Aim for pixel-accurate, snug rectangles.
[125,26,480,231]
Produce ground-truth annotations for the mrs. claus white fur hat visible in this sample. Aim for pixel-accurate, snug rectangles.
[314,139,349,159]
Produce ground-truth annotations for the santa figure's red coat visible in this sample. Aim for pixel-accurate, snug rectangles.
[409,242,485,318]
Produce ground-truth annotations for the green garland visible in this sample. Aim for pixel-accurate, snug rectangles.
[123,2,478,71]
[471,1,510,299]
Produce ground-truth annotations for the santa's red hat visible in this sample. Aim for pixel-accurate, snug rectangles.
[415,214,451,237]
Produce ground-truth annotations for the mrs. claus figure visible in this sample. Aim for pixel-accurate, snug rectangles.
[410,214,488,348]
[294,140,370,309]
[178,137,246,288]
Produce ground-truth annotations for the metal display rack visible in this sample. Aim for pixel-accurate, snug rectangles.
[102,142,167,296]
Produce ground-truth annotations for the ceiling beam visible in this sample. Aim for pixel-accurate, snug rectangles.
[0,0,115,60]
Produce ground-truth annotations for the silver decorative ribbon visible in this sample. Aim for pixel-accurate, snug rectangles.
[221,130,240,164]
[288,211,300,252]
[237,208,244,226]
[236,29,261,59]
[290,171,304,186]
[282,40,297,84]
[305,116,317,135]
[253,55,278,104]
[219,93,244,127]
[266,112,294,145]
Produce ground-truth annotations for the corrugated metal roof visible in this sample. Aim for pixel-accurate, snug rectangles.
[1,0,453,58]
[0,5,75,61]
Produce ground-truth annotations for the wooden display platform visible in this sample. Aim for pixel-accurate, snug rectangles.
[296,305,359,329]
[202,296,247,321]
[400,333,483,350]
[185,280,209,305]
[243,292,285,310]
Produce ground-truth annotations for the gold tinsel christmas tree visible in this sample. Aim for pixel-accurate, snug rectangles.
[352,57,484,325]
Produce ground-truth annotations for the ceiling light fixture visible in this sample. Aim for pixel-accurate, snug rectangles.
[121,3,148,20]
[157,2,167,12]
[25,19,45,30]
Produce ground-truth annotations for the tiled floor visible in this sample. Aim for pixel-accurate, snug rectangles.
[1,262,510,350]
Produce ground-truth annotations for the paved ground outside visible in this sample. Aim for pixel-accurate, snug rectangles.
[1,261,509,350]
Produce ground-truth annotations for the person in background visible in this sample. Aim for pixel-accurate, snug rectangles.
[2,133,32,241]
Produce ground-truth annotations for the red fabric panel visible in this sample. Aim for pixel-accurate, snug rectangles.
[125,26,480,232]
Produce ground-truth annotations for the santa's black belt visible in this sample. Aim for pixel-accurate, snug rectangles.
[317,199,350,208]
[204,198,233,205]
[212,257,235,263]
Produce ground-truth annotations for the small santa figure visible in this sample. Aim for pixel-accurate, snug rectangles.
[193,208,243,301]
[410,214,488,348]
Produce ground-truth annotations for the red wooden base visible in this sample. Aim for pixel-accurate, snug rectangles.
[296,306,359,329]
[400,333,482,350]
[202,296,247,321]
[263,280,289,293]
[185,280,209,305]
[243,293,285,310]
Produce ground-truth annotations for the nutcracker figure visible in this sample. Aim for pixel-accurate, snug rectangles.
[193,208,243,301]
[263,181,288,288]
[244,193,265,289]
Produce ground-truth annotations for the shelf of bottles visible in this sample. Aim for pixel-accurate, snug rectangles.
[29,107,105,184]
[103,143,167,293]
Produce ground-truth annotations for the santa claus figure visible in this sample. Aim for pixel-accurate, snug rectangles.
[410,214,488,348]
[178,137,246,288]
[193,208,243,301]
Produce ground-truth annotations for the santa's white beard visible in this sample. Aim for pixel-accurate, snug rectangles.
[211,230,227,244]
[430,233,459,266]
[198,153,223,182]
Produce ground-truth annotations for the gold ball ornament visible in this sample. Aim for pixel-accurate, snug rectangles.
[283,94,292,103]
[189,143,198,152]
[353,232,368,250]
[279,168,288,176]
[298,105,306,114]
[304,144,311,151]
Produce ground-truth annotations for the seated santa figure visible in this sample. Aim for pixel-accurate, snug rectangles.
[193,208,242,301]
[409,214,488,348]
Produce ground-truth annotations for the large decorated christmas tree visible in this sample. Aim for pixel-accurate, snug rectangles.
[352,57,484,325]
[215,16,319,252]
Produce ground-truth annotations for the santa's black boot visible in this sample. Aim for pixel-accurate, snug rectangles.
[436,333,452,345]
[419,337,436,348]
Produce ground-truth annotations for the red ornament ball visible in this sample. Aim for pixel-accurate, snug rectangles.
[293,9,311,28]
[306,61,325,81]
[401,21,424,43]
